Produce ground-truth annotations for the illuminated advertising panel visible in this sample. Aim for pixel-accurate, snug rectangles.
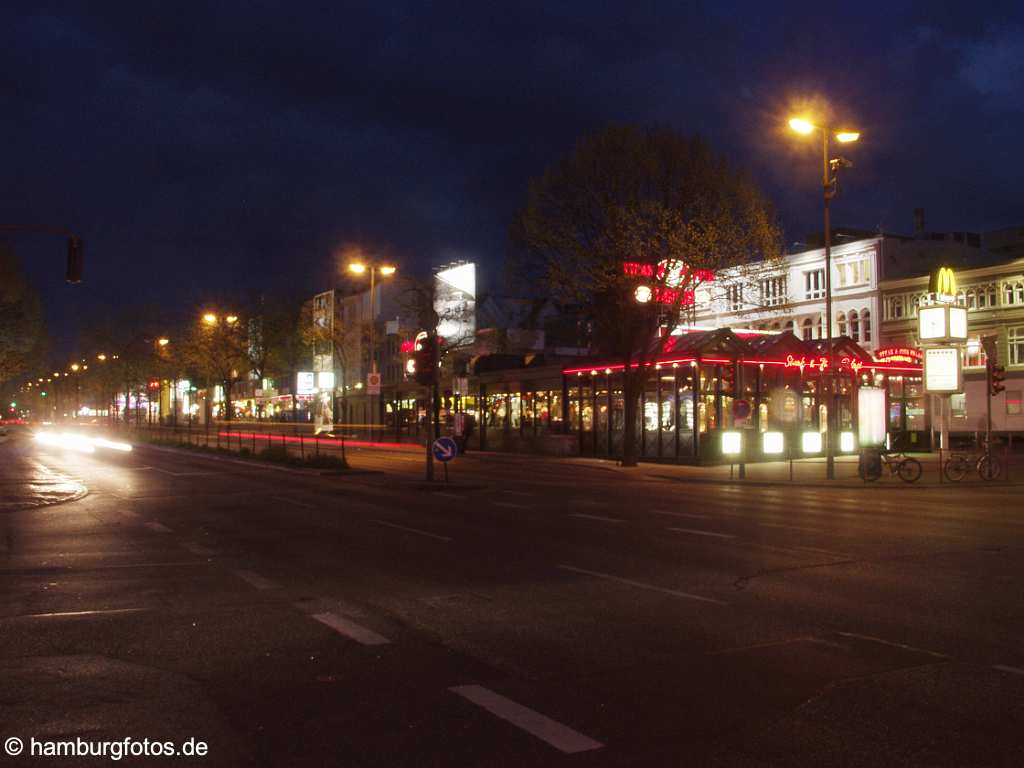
[434,262,475,347]
[857,387,886,446]
[948,306,968,340]
[918,305,947,340]
[317,371,336,390]
[923,347,963,393]
[296,371,315,396]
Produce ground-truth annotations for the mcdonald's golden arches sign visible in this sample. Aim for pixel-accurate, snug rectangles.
[929,266,958,297]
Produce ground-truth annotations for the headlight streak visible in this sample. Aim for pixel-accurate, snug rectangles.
[33,432,132,454]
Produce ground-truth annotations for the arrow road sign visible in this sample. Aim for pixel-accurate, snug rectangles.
[431,436,458,463]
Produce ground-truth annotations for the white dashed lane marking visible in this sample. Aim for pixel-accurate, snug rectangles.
[371,520,452,542]
[233,569,282,590]
[666,527,736,540]
[492,502,530,510]
[569,513,623,524]
[449,684,603,754]
[143,521,172,534]
[311,611,390,646]
[180,542,216,557]
[558,565,727,606]
[993,665,1024,676]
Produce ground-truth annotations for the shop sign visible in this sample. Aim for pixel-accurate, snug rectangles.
[783,355,865,373]
[874,347,922,364]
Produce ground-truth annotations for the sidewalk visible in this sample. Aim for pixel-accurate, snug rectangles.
[562,453,1023,489]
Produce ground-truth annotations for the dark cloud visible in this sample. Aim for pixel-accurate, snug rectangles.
[3,1,1022,354]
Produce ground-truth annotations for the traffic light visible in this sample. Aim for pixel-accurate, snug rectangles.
[66,236,84,283]
[413,339,437,386]
[990,364,1006,396]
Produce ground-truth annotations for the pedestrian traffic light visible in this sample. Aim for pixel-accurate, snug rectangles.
[413,339,437,386]
[990,364,1006,396]
[66,236,84,283]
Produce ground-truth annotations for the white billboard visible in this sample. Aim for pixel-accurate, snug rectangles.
[296,371,315,396]
[923,347,963,393]
[434,262,476,347]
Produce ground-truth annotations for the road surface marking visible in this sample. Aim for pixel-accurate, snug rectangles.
[433,492,466,500]
[836,631,949,659]
[311,611,390,645]
[371,520,452,542]
[272,496,317,509]
[11,608,146,620]
[650,509,708,520]
[758,522,825,533]
[993,665,1024,676]
[558,565,727,605]
[448,685,603,754]
[492,501,530,510]
[500,490,534,497]
[144,521,173,533]
[181,542,216,557]
[234,569,282,590]
[666,527,736,540]
[569,513,623,524]
[152,468,217,477]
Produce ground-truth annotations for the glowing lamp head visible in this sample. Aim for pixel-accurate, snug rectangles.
[158,337,170,347]
[835,131,860,143]
[70,363,80,372]
[225,315,239,325]
[97,354,107,361]
[788,117,815,135]
[202,313,218,325]
[378,265,397,276]
[348,262,367,274]
[634,285,653,303]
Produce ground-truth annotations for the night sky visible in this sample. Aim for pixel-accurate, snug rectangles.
[5,2,1023,355]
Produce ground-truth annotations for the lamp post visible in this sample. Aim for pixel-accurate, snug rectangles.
[348,261,397,439]
[788,117,860,480]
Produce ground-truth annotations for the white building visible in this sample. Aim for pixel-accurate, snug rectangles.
[693,234,984,352]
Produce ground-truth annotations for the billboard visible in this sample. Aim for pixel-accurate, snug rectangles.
[296,371,315,396]
[434,262,475,347]
[923,347,963,393]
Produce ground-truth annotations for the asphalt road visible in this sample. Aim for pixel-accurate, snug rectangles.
[2,429,1023,767]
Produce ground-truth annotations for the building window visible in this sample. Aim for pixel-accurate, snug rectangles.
[1007,391,1023,415]
[804,269,825,299]
[887,296,903,320]
[1006,281,1024,306]
[965,338,988,368]
[849,309,860,342]
[760,276,787,307]
[951,393,967,419]
[785,319,794,334]
[816,314,823,339]
[965,289,977,310]
[1010,327,1024,366]
[837,311,847,336]
[862,309,871,342]
[802,318,813,341]
[727,284,744,312]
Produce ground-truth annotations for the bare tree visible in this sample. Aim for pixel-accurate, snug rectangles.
[512,125,782,466]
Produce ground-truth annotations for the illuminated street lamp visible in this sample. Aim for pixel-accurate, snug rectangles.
[70,363,80,372]
[788,115,861,480]
[225,315,238,325]
[202,312,218,325]
[97,353,107,361]
[158,337,170,347]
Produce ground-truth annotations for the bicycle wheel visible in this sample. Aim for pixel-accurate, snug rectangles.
[943,457,968,482]
[898,457,922,483]
[978,454,1003,481]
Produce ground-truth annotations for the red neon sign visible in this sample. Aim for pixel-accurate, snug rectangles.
[874,346,922,364]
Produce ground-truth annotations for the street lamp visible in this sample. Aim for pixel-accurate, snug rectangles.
[347,260,398,438]
[788,115,861,480]
[202,312,218,325]
[158,337,170,347]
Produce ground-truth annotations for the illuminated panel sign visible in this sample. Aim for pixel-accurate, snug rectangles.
[949,306,967,340]
[857,387,886,446]
[317,371,336,390]
[874,347,923,364]
[296,371,315,396]
[923,346,963,393]
[918,305,947,340]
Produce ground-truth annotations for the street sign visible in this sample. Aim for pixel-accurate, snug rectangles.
[431,436,458,463]
[367,372,382,395]
[923,346,963,393]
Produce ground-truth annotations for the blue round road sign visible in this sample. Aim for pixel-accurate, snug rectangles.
[431,436,458,463]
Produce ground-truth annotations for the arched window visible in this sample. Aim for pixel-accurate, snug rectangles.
[784,319,794,334]
[802,318,813,341]
[862,309,871,343]
[837,312,847,336]
[771,322,781,331]
[849,309,859,341]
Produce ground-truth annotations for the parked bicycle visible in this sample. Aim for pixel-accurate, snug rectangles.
[859,449,922,483]
[943,451,1002,482]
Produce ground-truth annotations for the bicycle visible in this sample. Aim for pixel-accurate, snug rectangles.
[859,449,922,483]
[943,451,1003,482]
